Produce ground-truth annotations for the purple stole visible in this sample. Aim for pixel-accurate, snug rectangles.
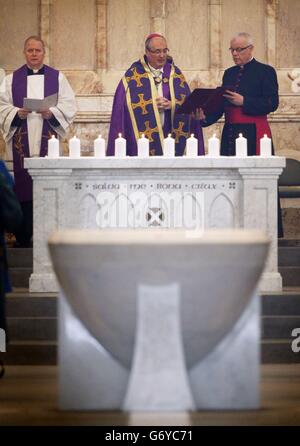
[12,64,59,201]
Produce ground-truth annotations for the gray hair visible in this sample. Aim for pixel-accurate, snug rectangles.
[232,32,253,45]
[24,35,45,50]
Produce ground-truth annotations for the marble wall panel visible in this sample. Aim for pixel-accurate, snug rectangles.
[70,122,110,155]
[277,0,300,68]
[107,0,151,70]
[270,122,300,160]
[64,71,102,94]
[165,0,209,70]
[221,0,266,68]
[51,0,96,70]
[0,0,39,69]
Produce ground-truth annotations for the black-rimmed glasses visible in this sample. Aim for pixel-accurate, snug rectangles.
[229,45,252,53]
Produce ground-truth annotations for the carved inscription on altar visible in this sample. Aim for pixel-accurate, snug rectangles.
[71,180,240,230]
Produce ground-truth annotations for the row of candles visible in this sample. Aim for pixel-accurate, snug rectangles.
[48,132,273,158]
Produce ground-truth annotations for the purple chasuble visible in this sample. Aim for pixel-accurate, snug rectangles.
[107,58,204,156]
[12,64,59,201]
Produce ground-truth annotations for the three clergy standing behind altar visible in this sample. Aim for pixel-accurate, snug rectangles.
[0,36,77,247]
[107,33,204,156]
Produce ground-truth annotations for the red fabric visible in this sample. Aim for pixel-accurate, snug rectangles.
[225,106,271,155]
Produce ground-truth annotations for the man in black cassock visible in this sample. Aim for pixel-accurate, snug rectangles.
[199,32,283,236]
[200,32,278,156]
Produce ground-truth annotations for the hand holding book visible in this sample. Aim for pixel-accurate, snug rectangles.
[176,86,234,115]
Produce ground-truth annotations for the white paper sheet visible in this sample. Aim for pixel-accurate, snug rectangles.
[23,93,58,111]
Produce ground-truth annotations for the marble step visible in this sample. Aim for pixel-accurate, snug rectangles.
[278,239,300,247]
[7,317,57,341]
[261,340,300,364]
[6,241,300,290]
[4,341,56,365]
[3,341,300,365]
[4,290,300,364]
[8,290,299,317]
[7,247,33,268]
[262,316,300,339]
[279,267,300,287]
[6,240,300,270]
[278,246,300,266]
[6,314,300,343]
[6,291,57,317]
[9,268,32,288]
[261,291,300,315]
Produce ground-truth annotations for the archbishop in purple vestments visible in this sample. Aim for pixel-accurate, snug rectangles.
[107,34,204,157]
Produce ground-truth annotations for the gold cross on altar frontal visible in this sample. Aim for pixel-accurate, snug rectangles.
[126,67,148,87]
[173,72,186,88]
[132,94,153,115]
[141,121,158,142]
[173,122,189,143]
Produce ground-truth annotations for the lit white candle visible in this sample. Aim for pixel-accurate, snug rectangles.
[94,134,106,158]
[137,134,149,157]
[207,133,220,157]
[115,133,126,158]
[235,133,247,157]
[69,135,81,158]
[48,134,59,158]
[260,134,272,157]
[163,133,175,157]
[186,133,198,157]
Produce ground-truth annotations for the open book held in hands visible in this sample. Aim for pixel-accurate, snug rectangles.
[176,87,231,115]
[23,93,58,112]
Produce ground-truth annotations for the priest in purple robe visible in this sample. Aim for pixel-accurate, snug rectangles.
[107,33,204,157]
[0,36,77,247]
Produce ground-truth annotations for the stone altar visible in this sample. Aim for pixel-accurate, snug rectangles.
[25,156,285,293]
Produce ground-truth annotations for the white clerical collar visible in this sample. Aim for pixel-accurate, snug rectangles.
[240,57,254,68]
[148,64,163,76]
[26,65,44,75]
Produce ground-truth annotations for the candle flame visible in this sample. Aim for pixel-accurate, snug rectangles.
[51,135,55,139]
[99,134,102,138]
[191,133,194,138]
[213,133,216,137]
[264,134,267,137]
[239,133,243,137]
[168,133,171,138]
[142,134,145,138]
[118,133,122,138]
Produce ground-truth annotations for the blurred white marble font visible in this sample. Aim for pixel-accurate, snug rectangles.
[48,228,269,411]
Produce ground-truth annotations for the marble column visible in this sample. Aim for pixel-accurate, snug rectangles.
[239,167,282,291]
